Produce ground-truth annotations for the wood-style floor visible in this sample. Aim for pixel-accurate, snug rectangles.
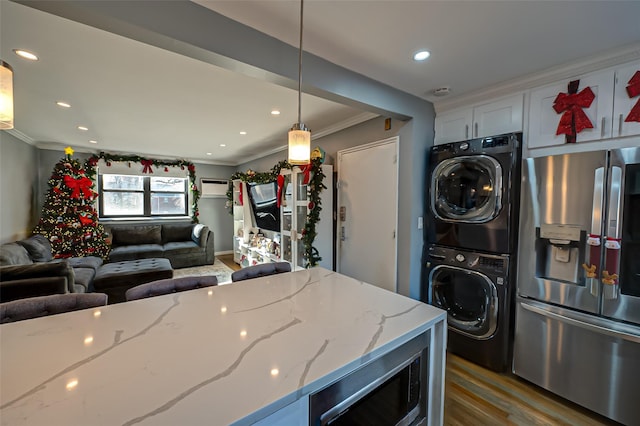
[444,353,619,426]
[218,253,240,271]
[217,254,618,425]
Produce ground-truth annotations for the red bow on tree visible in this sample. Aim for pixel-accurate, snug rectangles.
[299,164,313,185]
[553,79,595,143]
[625,71,640,123]
[78,214,94,226]
[141,159,154,174]
[63,175,94,199]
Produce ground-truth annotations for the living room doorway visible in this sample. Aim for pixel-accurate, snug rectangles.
[336,137,399,292]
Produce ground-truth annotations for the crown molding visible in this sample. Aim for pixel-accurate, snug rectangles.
[30,111,379,168]
[433,42,640,113]
[4,128,35,144]
[237,111,379,165]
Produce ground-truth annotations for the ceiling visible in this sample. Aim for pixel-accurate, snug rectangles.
[2,1,640,166]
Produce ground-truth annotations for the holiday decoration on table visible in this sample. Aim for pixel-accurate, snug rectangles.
[33,147,110,259]
[226,157,326,267]
[625,70,640,123]
[553,79,595,143]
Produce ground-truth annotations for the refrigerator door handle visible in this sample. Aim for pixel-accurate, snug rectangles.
[587,167,604,300]
[603,166,622,294]
[520,301,640,344]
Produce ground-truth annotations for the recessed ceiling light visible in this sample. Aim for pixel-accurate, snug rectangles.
[13,49,38,61]
[220,144,226,147]
[206,152,212,156]
[77,126,88,131]
[239,131,247,135]
[271,110,280,115]
[89,140,98,144]
[56,101,71,108]
[413,50,431,61]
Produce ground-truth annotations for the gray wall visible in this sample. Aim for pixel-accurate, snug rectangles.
[17,2,436,299]
[0,133,38,243]
[240,117,406,171]
[35,148,236,253]
[191,163,236,252]
[239,116,421,297]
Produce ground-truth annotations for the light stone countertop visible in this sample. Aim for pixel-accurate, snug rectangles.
[0,267,446,426]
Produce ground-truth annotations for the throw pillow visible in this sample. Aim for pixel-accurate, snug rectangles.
[162,224,194,244]
[112,226,162,246]
[192,224,206,244]
[16,234,54,262]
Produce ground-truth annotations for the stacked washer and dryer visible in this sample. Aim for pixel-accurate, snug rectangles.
[421,132,522,372]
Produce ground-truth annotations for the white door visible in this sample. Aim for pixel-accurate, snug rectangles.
[337,137,398,292]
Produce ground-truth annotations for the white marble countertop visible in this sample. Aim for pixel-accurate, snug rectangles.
[0,267,446,426]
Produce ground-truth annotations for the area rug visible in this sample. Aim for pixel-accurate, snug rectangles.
[172,258,234,284]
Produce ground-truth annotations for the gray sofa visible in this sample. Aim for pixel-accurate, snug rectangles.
[105,223,214,269]
[0,235,103,301]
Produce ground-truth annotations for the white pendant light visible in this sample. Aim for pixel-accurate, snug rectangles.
[288,0,310,165]
[0,61,14,130]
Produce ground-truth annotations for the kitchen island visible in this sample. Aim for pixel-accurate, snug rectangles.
[0,267,446,425]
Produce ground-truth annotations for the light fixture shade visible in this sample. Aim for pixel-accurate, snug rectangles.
[288,123,311,165]
[0,61,14,130]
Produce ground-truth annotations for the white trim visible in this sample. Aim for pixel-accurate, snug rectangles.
[5,128,34,144]
[434,42,640,113]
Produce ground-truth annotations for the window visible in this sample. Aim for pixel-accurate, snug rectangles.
[99,174,188,218]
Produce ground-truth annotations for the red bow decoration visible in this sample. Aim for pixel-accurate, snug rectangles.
[78,214,94,226]
[299,164,313,185]
[277,175,285,208]
[625,71,640,123]
[63,175,94,199]
[553,79,595,143]
[141,159,154,174]
[238,182,243,206]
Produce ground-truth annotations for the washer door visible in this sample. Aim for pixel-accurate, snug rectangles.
[431,155,502,223]
[430,265,498,339]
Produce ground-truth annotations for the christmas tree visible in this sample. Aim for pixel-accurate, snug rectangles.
[33,146,110,259]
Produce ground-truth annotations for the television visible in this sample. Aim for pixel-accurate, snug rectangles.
[246,181,280,232]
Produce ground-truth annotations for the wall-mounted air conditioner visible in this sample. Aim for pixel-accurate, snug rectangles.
[200,178,229,198]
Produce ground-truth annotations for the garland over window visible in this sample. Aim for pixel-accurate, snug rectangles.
[226,158,326,267]
[85,152,200,222]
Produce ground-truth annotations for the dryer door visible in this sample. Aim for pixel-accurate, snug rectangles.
[430,265,498,339]
[431,155,502,223]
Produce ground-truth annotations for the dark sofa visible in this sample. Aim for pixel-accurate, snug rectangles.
[105,222,214,269]
[0,235,103,302]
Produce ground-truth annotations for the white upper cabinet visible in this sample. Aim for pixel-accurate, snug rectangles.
[527,65,639,149]
[434,108,473,144]
[435,93,524,145]
[613,61,640,138]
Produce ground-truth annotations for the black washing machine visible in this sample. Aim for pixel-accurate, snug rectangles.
[421,244,515,372]
[425,132,522,254]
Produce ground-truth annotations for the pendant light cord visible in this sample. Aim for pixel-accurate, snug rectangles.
[297,0,304,124]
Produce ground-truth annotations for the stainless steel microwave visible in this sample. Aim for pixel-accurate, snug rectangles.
[309,334,428,425]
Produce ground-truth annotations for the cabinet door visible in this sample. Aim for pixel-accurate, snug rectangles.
[473,93,524,138]
[293,169,309,270]
[528,70,614,149]
[613,61,640,138]
[280,170,294,264]
[279,168,309,270]
[434,108,473,144]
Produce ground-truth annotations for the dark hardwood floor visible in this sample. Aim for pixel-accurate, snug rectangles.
[216,254,617,425]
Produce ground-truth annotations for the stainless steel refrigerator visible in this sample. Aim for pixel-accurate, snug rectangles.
[513,147,640,425]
